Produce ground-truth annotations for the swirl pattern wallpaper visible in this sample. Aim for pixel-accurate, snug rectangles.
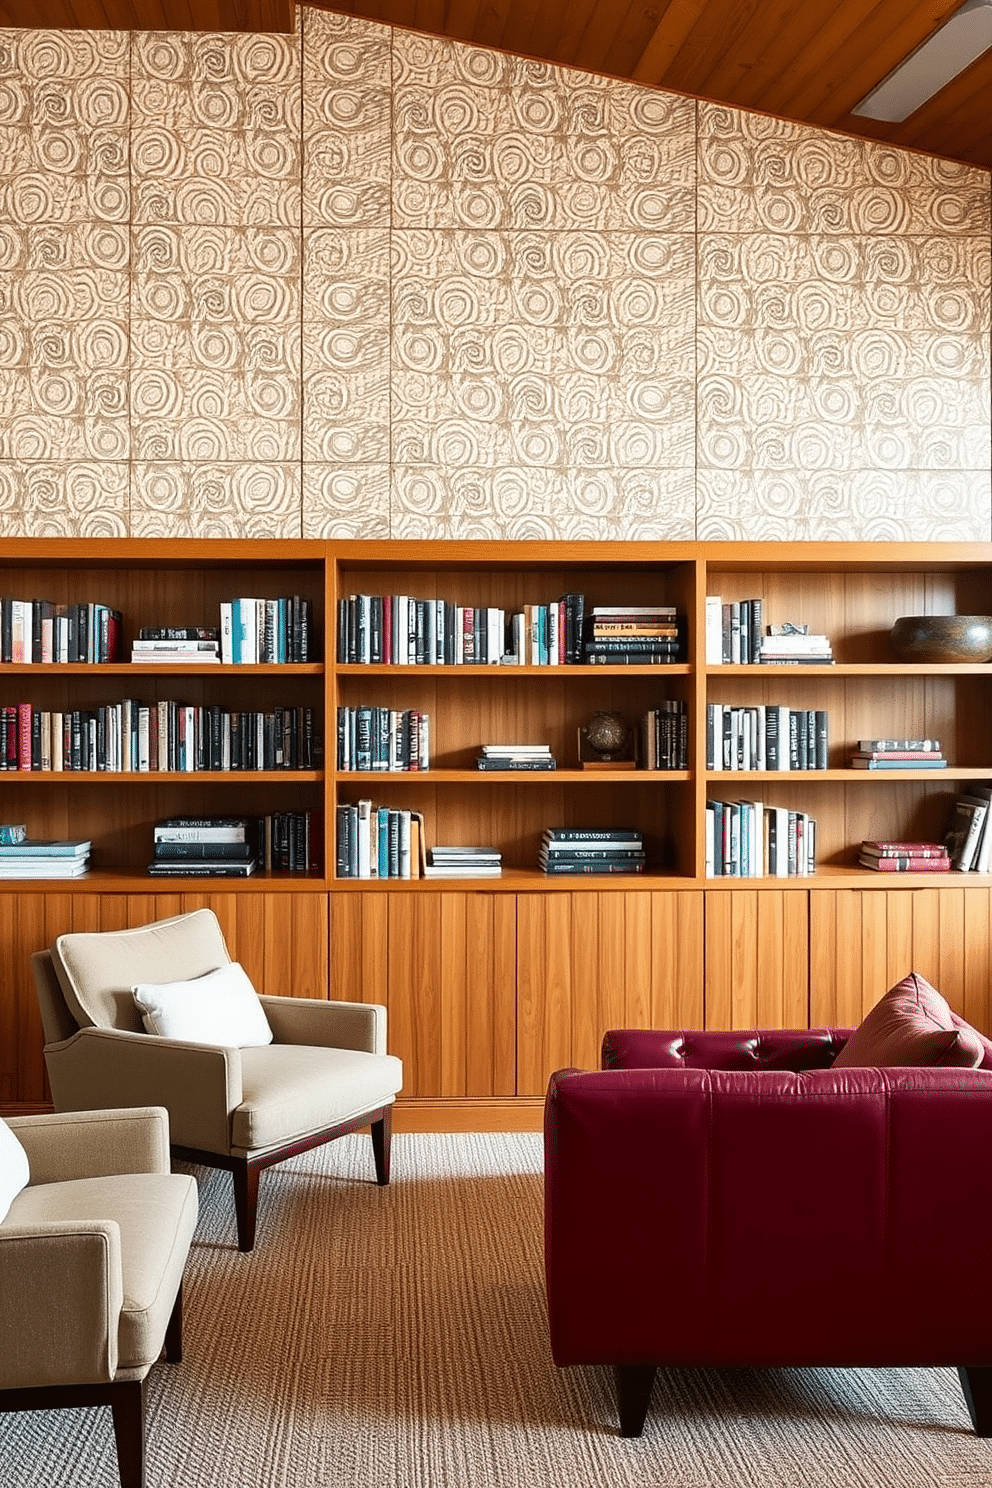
[0,9,988,539]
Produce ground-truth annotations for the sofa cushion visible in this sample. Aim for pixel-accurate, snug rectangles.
[133,962,273,1048]
[7,1171,198,1372]
[832,971,985,1070]
[232,1045,403,1153]
[0,1117,30,1224]
[53,909,230,1032]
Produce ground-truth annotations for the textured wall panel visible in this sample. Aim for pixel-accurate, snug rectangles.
[0,15,988,540]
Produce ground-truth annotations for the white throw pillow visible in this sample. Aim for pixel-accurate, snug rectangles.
[132,962,273,1048]
[0,1115,31,1223]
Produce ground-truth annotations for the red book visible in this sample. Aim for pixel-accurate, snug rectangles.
[861,841,949,856]
[18,702,32,770]
[851,750,944,761]
[859,854,951,872]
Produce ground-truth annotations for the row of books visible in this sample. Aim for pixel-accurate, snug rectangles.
[706,705,829,771]
[148,814,320,875]
[338,593,587,666]
[859,840,950,873]
[1,702,320,773]
[640,702,689,771]
[704,598,834,666]
[943,786,992,872]
[219,596,313,664]
[706,801,817,877]
[336,802,426,879]
[540,828,645,876]
[336,707,430,773]
[0,836,91,878]
[1,598,122,664]
[477,744,556,771]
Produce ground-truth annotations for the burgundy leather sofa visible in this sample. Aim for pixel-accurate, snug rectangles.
[544,1028,992,1437]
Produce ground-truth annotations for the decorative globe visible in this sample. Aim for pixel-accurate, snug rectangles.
[582,710,631,760]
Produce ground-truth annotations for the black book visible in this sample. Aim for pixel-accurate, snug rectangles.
[541,859,646,875]
[139,627,219,641]
[815,709,829,770]
[147,859,256,877]
[154,841,255,861]
[541,846,646,860]
[476,757,557,770]
[584,650,678,665]
[543,829,641,843]
[336,805,353,878]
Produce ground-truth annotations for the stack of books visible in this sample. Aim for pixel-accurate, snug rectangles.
[539,828,646,876]
[849,737,946,770]
[583,606,682,666]
[858,840,951,873]
[131,628,220,664]
[758,625,834,665]
[148,817,256,877]
[943,786,992,872]
[477,744,556,771]
[0,836,91,878]
[423,847,502,879]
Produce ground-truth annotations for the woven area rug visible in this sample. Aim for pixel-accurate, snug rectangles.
[4,1132,991,1487]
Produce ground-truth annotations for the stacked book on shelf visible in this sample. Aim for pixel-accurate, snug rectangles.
[706,801,816,877]
[423,846,502,879]
[131,628,220,664]
[583,605,683,666]
[336,706,429,772]
[858,840,951,873]
[219,595,313,664]
[849,737,946,770]
[338,592,587,666]
[1,597,122,664]
[336,802,426,879]
[943,786,992,873]
[707,705,829,771]
[148,814,320,876]
[539,828,646,876]
[758,625,833,665]
[0,834,91,878]
[641,701,689,770]
[2,702,319,772]
[477,744,556,771]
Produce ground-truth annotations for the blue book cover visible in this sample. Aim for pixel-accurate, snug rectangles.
[0,839,91,856]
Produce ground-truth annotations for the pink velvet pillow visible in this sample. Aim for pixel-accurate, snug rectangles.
[832,971,985,1069]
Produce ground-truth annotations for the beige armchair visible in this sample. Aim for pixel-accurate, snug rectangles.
[32,908,404,1252]
[0,1106,198,1488]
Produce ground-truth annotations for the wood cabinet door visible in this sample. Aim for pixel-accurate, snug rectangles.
[704,888,810,1030]
[329,891,516,1099]
[515,891,704,1096]
[810,885,992,1035]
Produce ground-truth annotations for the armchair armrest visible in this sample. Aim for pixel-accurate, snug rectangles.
[7,1107,170,1182]
[260,996,387,1055]
[0,1221,122,1387]
[43,1027,243,1156]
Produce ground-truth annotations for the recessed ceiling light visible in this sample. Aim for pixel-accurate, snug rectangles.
[852,0,992,121]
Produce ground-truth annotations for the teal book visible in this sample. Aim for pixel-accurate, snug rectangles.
[0,838,91,856]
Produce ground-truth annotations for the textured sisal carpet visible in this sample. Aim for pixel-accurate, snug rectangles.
[3,1133,991,1488]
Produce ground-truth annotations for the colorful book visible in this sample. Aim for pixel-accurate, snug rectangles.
[0,823,27,844]
[849,758,947,769]
[858,855,951,872]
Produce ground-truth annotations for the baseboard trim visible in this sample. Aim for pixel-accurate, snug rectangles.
[392,1098,544,1133]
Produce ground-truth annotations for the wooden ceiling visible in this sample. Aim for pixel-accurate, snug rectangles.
[0,0,989,171]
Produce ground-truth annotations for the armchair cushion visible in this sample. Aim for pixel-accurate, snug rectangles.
[7,1171,197,1374]
[0,1117,30,1223]
[232,1045,403,1153]
[133,961,273,1048]
[53,908,230,1032]
[832,971,985,1070]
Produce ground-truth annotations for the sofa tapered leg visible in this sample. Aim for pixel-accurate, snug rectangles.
[615,1364,656,1437]
[371,1107,392,1186]
[233,1160,260,1252]
[110,1378,146,1488]
[164,1283,183,1364]
[959,1366,992,1436]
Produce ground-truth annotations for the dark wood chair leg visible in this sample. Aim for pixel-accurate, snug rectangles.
[371,1106,392,1186]
[110,1378,146,1488]
[959,1366,992,1436]
[232,1159,260,1252]
[615,1364,656,1437]
[164,1283,183,1364]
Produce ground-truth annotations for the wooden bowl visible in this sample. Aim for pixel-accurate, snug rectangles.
[889,615,992,664]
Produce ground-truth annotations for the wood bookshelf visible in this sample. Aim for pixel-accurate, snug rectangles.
[3,538,992,1122]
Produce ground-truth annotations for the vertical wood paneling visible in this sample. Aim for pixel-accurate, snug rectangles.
[387,895,442,1097]
[703,891,733,1028]
[440,893,468,1096]
[465,893,516,1098]
[705,889,808,1030]
[329,892,388,1005]
[517,893,572,1096]
[963,889,992,1037]
[650,892,705,1028]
